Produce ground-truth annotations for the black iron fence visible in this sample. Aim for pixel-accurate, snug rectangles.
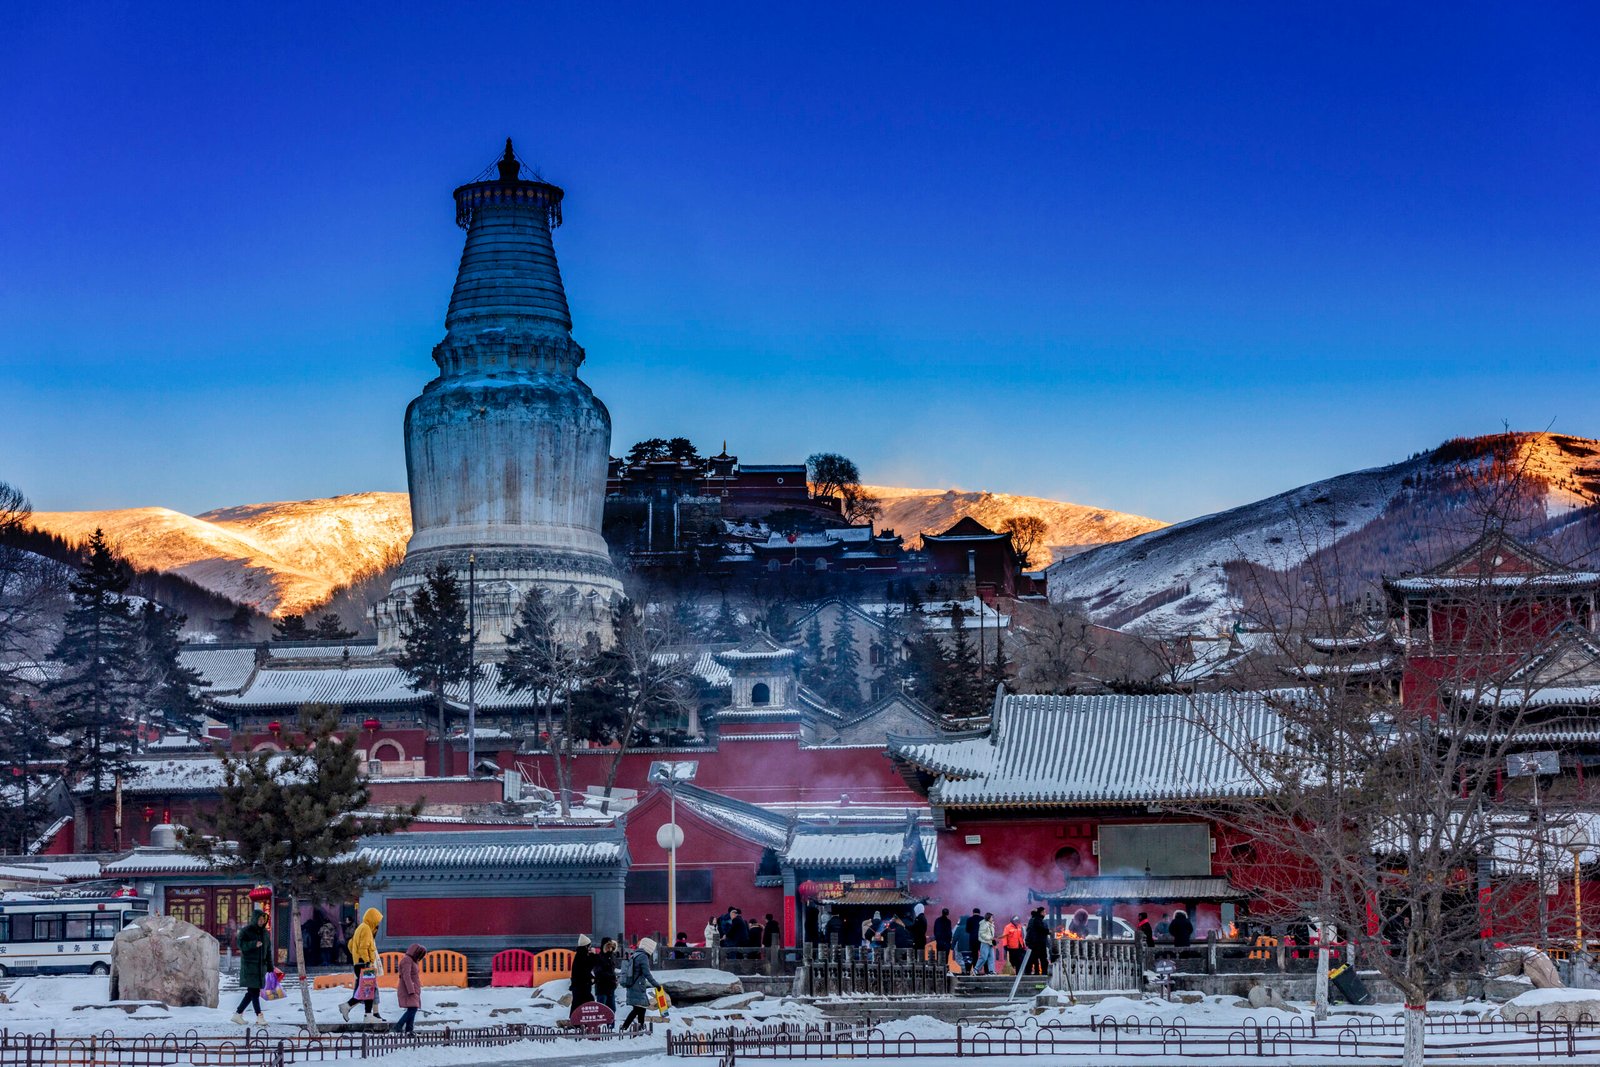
[803,946,951,997]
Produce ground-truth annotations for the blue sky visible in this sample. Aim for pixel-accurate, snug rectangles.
[3,3,1597,522]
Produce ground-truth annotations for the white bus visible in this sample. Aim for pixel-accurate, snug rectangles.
[0,896,150,976]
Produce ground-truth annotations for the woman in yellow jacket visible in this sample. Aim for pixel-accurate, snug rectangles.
[340,907,384,1023]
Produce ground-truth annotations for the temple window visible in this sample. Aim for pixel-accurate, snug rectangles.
[751,682,771,705]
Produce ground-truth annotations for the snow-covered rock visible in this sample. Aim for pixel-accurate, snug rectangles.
[657,969,743,1002]
[1500,988,1600,1024]
[707,992,765,1010]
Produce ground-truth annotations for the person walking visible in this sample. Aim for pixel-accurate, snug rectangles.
[620,937,659,1032]
[593,939,618,1015]
[570,935,595,1011]
[391,943,426,1034]
[1170,909,1194,949]
[962,909,982,973]
[318,917,337,967]
[762,913,781,948]
[1136,912,1155,947]
[910,905,928,953]
[229,909,270,1026]
[339,906,385,1023]
[704,916,721,951]
[977,913,997,974]
[1025,908,1050,975]
[934,907,953,966]
[1001,915,1025,975]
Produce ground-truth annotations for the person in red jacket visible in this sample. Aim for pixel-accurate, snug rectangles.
[392,944,427,1034]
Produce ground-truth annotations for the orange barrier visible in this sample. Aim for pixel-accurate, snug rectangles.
[1248,935,1280,960]
[312,950,467,990]
[491,948,539,988]
[530,948,576,988]
[312,972,352,990]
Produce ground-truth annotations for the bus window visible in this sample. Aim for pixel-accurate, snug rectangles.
[34,915,64,942]
[65,914,93,941]
[0,916,9,941]
[94,915,120,939]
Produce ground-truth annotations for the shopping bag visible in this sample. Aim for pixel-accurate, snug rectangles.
[354,968,378,1002]
[653,985,672,1020]
[262,969,286,1000]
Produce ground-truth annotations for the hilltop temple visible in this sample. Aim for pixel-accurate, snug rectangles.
[375,142,623,650]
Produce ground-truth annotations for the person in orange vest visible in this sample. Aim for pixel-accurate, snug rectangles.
[1000,915,1025,975]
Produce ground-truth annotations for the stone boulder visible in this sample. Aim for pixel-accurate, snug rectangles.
[657,968,743,1003]
[1494,946,1563,989]
[109,914,219,1008]
[1246,984,1300,1013]
[1499,989,1600,1025]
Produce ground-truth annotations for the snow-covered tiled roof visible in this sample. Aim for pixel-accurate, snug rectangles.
[1031,875,1244,902]
[102,849,220,874]
[675,786,790,849]
[716,634,797,665]
[269,641,378,660]
[0,865,66,884]
[655,649,733,688]
[785,831,909,868]
[1385,573,1600,592]
[1283,657,1396,678]
[356,839,623,869]
[75,756,229,795]
[215,666,427,708]
[891,692,1284,807]
[178,647,258,693]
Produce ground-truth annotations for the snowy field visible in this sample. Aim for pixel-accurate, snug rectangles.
[7,975,1600,1064]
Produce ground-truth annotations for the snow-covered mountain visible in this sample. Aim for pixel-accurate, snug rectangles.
[1048,432,1600,634]
[28,486,1157,616]
[29,493,410,617]
[864,486,1166,563]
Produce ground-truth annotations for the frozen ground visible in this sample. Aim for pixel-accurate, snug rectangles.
[7,976,1600,1063]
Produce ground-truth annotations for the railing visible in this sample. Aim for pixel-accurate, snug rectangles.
[1054,938,1141,992]
[803,945,951,998]
[667,1015,1600,1061]
[655,945,798,976]
[0,1023,645,1067]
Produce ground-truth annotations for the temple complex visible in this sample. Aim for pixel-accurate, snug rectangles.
[375,141,623,650]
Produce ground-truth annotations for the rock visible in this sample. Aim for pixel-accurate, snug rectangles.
[1499,989,1600,1024]
[708,992,766,1010]
[1174,991,1205,1004]
[1246,984,1299,1012]
[531,978,570,1002]
[109,915,219,1009]
[489,1007,524,1017]
[657,969,744,1003]
[1526,952,1563,989]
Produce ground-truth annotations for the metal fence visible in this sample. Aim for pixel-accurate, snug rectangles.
[1053,938,1141,992]
[0,1022,643,1067]
[668,1015,1600,1061]
[802,946,950,998]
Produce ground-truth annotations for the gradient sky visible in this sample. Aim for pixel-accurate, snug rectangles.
[3,3,1598,523]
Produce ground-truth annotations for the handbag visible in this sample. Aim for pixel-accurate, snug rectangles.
[262,969,286,1000]
[354,968,378,1002]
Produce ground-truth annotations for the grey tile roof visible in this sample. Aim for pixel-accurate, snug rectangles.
[891,692,1285,808]
[1031,875,1244,903]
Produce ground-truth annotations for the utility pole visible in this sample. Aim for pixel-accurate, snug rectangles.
[467,554,478,778]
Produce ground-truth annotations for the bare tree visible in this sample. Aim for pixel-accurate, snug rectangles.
[596,600,696,812]
[502,588,594,818]
[1174,456,1598,1067]
[0,481,66,695]
[1002,514,1049,569]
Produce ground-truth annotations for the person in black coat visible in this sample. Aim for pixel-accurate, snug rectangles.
[909,908,928,952]
[592,939,618,1013]
[569,936,595,1010]
[728,908,750,959]
[1136,912,1155,946]
[1169,909,1194,949]
[1024,908,1050,975]
[962,909,982,973]
[890,915,912,949]
[762,913,781,947]
[933,908,953,956]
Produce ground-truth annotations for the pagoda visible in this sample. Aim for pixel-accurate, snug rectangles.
[376,141,623,650]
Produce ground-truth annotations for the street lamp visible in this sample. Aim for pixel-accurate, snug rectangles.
[1568,823,1592,953]
[648,761,699,951]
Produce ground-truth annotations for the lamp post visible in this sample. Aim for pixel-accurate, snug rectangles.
[649,761,699,953]
[1569,824,1591,953]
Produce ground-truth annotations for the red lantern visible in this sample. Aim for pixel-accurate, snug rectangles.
[268,721,282,735]
[248,885,273,903]
[363,718,380,731]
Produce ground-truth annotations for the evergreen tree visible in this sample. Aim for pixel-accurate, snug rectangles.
[183,706,421,1035]
[215,604,256,640]
[712,598,742,642]
[942,604,987,719]
[46,529,139,849]
[133,601,206,740]
[800,615,828,690]
[762,602,795,643]
[312,613,357,640]
[394,564,475,776]
[986,637,1011,694]
[906,627,951,712]
[272,614,311,641]
[0,702,56,852]
[825,614,864,713]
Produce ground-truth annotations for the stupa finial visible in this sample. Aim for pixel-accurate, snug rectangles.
[497,138,520,182]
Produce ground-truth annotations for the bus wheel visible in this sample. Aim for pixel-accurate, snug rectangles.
[0,964,9,978]
[90,963,110,975]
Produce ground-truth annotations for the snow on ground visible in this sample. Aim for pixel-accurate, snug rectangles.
[10,976,1600,1064]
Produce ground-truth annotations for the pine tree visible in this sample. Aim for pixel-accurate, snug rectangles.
[183,706,421,1035]
[272,614,311,641]
[800,616,828,691]
[215,604,256,640]
[311,613,357,640]
[133,602,206,740]
[46,529,139,849]
[394,564,475,776]
[712,598,742,642]
[986,638,1011,694]
[906,627,951,712]
[762,602,795,643]
[942,604,987,719]
[825,614,864,713]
